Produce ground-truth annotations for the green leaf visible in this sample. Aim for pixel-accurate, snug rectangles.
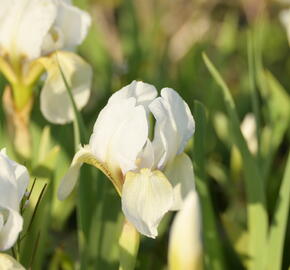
[19,124,60,269]
[193,101,225,270]
[267,152,290,270]
[56,53,88,145]
[247,30,261,154]
[48,248,74,270]
[260,71,290,179]
[36,126,52,163]
[212,111,231,148]
[57,55,91,267]
[202,53,268,270]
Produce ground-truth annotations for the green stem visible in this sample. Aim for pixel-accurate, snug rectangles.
[11,82,33,111]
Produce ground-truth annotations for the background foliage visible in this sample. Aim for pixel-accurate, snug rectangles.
[0,0,289,269]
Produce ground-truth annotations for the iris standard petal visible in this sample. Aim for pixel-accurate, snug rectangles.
[0,207,23,251]
[109,105,149,174]
[55,0,91,49]
[168,191,203,270]
[164,153,195,210]
[121,168,173,238]
[90,98,148,174]
[39,51,92,124]
[0,0,57,60]
[41,0,91,54]
[136,139,155,170]
[150,88,195,168]
[108,80,158,109]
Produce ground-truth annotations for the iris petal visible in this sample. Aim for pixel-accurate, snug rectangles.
[121,169,173,238]
[39,51,92,124]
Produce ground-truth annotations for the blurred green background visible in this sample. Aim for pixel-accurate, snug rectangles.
[0,0,290,269]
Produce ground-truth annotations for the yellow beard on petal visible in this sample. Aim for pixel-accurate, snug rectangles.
[83,154,124,195]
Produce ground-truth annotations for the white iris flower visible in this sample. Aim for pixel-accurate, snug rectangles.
[58,81,196,238]
[0,0,92,124]
[0,149,29,251]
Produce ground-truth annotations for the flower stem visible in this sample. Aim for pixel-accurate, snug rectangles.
[11,82,33,112]
[2,85,33,159]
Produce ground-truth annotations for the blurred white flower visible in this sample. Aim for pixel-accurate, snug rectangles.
[41,0,91,55]
[280,8,290,45]
[0,253,25,270]
[168,191,203,270]
[39,51,92,124]
[240,113,258,154]
[0,0,92,124]
[0,149,29,251]
[0,0,90,61]
[58,81,196,238]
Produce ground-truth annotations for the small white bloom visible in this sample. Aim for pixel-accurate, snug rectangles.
[0,149,29,251]
[0,0,92,124]
[240,113,257,154]
[280,8,290,45]
[0,253,25,270]
[58,81,196,238]
[168,191,203,270]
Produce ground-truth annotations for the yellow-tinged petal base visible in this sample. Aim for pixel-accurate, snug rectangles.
[58,146,123,200]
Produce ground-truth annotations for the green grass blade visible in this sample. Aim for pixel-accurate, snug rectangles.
[267,152,290,270]
[193,101,225,270]
[202,53,268,270]
[247,30,261,153]
[260,71,290,180]
[57,56,92,267]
